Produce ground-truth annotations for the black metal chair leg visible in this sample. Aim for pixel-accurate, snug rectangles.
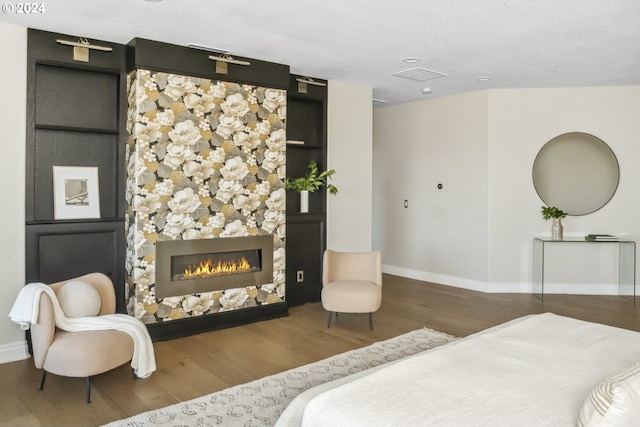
[369,313,374,330]
[326,311,333,328]
[39,371,47,391]
[86,377,91,403]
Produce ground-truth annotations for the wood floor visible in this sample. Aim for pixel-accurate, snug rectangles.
[1,274,639,427]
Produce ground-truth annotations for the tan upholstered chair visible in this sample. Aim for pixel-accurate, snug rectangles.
[321,250,382,330]
[30,273,135,403]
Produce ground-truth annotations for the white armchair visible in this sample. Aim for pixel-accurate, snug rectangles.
[321,250,382,329]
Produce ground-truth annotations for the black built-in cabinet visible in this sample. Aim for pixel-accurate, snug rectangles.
[285,75,328,306]
[25,29,128,311]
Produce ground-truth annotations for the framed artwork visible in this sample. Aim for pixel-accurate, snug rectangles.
[53,166,101,219]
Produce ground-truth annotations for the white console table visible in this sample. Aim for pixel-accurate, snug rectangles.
[532,238,636,301]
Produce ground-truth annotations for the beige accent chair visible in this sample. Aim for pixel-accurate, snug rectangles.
[30,273,135,403]
[321,250,382,330]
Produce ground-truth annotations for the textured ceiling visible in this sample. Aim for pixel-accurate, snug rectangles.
[2,0,639,106]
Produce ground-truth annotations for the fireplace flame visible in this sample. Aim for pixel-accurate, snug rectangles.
[183,256,252,279]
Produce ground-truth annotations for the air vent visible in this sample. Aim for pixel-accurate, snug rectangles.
[392,67,447,82]
[373,98,388,106]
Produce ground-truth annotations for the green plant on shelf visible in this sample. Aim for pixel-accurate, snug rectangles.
[286,161,338,195]
[541,205,567,220]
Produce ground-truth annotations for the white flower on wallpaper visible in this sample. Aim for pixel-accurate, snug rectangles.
[233,193,261,215]
[164,141,198,170]
[262,149,286,174]
[125,70,287,323]
[273,247,286,272]
[220,219,249,238]
[182,294,214,316]
[133,193,161,219]
[167,188,201,215]
[215,178,245,204]
[221,92,250,117]
[216,114,245,139]
[266,188,286,211]
[163,212,197,239]
[234,130,261,151]
[262,209,285,234]
[183,159,214,184]
[208,212,226,229]
[164,74,198,101]
[134,122,162,147]
[219,288,250,311]
[184,92,216,117]
[263,88,287,114]
[155,110,175,127]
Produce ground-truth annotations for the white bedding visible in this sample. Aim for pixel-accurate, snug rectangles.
[277,313,640,427]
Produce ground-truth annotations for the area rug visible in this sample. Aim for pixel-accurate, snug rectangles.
[104,328,457,427]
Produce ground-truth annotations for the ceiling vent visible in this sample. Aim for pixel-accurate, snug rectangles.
[392,67,447,82]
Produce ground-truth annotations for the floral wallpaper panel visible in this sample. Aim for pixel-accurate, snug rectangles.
[125,69,287,324]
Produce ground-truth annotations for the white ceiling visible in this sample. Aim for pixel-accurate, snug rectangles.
[2,0,639,106]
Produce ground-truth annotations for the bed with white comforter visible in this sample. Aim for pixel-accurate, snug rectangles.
[275,313,640,427]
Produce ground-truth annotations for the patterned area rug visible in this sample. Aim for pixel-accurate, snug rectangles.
[104,328,457,427]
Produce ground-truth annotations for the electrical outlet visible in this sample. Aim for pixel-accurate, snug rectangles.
[296,270,304,282]
[404,199,409,208]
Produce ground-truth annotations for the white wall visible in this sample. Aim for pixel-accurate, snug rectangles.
[487,87,640,293]
[373,86,640,294]
[0,23,29,363]
[327,80,373,252]
[373,91,490,289]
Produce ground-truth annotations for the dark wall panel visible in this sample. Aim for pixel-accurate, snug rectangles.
[26,221,125,311]
[286,219,324,305]
[33,130,118,221]
[127,38,290,90]
[287,98,324,147]
[35,64,119,131]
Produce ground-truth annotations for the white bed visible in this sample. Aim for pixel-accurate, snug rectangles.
[275,313,640,427]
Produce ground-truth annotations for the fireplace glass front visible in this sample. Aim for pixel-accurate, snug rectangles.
[171,249,262,282]
[155,235,274,299]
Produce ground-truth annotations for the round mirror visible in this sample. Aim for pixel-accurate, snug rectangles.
[532,132,619,216]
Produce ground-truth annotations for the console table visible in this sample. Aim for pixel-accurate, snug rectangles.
[532,238,636,301]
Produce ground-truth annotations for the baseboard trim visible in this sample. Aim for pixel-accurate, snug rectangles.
[382,264,620,295]
[0,340,30,365]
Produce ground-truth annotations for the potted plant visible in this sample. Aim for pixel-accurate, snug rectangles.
[541,205,567,240]
[286,161,338,213]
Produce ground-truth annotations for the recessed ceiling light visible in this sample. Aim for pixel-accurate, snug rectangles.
[402,57,420,64]
[421,87,432,95]
[476,76,492,82]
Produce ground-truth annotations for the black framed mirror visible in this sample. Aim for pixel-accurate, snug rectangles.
[532,132,619,216]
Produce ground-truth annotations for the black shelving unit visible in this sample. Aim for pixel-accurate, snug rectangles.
[286,75,328,306]
[25,29,128,311]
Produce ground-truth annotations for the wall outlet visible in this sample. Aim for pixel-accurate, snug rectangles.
[296,270,304,282]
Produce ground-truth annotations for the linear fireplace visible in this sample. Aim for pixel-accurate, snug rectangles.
[155,235,274,299]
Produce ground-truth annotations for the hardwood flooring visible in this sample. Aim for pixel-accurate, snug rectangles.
[1,274,638,427]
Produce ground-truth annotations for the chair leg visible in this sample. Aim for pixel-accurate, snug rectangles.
[86,377,91,403]
[369,313,374,330]
[39,370,47,391]
[326,311,333,328]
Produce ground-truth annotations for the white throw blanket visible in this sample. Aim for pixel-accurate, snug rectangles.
[9,282,156,378]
